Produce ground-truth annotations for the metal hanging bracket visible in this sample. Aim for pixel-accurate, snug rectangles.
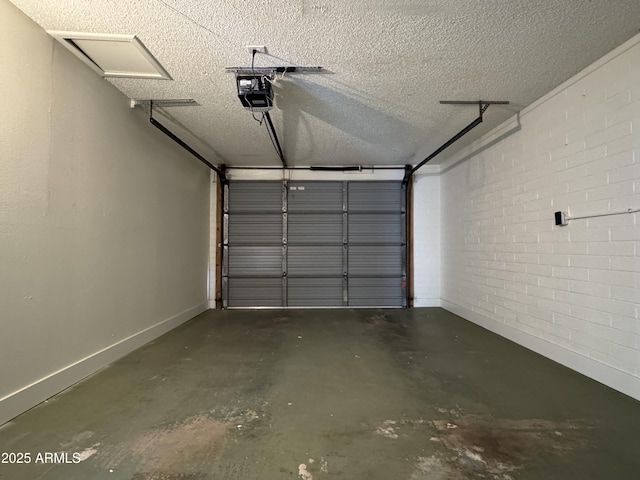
[439,100,510,119]
[225,66,323,75]
[143,100,227,183]
[405,99,510,180]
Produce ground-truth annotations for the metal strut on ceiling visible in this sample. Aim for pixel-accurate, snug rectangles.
[225,66,323,75]
[404,100,509,183]
[147,101,227,183]
[263,111,287,167]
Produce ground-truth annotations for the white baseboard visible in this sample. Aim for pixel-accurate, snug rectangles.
[440,300,640,402]
[0,303,208,426]
[413,298,442,307]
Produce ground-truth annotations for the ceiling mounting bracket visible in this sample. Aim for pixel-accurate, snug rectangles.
[225,66,323,75]
[406,99,509,180]
[138,100,227,183]
[131,98,199,109]
[439,100,509,120]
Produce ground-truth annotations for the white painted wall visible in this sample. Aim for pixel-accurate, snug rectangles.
[208,172,219,309]
[412,173,441,306]
[437,34,640,400]
[0,2,210,424]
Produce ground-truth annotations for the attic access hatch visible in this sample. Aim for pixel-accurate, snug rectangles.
[48,31,172,80]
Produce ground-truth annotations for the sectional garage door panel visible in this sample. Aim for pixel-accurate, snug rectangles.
[348,277,403,307]
[288,277,343,307]
[348,214,402,244]
[225,181,284,307]
[228,182,283,213]
[223,181,405,308]
[227,246,283,277]
[288,214,343,245]
[348,182,402,212]
[288,182,343,212]
[348,245,403,277]
[227,214,282,245]
[228,278,282,307]
[288,245,344,277]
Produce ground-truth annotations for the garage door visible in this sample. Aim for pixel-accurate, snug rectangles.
[222,181,406,307]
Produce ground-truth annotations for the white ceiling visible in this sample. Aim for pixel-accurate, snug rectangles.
[9,0,640,168]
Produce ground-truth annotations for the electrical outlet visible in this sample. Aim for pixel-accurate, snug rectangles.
[554,211,568,226]
[246,45,267,55]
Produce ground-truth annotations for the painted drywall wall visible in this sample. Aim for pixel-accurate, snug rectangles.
[412,173,441,307]
[0,1,210,424]
[438,34,640,400]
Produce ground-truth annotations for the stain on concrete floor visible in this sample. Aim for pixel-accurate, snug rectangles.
[366,410,586,480]
[130,473,205,480]
[427,415,585,479]
[89,408,268,478]
[115,415,228,471]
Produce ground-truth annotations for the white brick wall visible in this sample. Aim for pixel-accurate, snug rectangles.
[437,34,640,399]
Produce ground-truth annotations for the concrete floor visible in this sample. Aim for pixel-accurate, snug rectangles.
[1,308,639,480]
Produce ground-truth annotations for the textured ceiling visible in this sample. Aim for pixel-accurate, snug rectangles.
[9,0,640,168]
